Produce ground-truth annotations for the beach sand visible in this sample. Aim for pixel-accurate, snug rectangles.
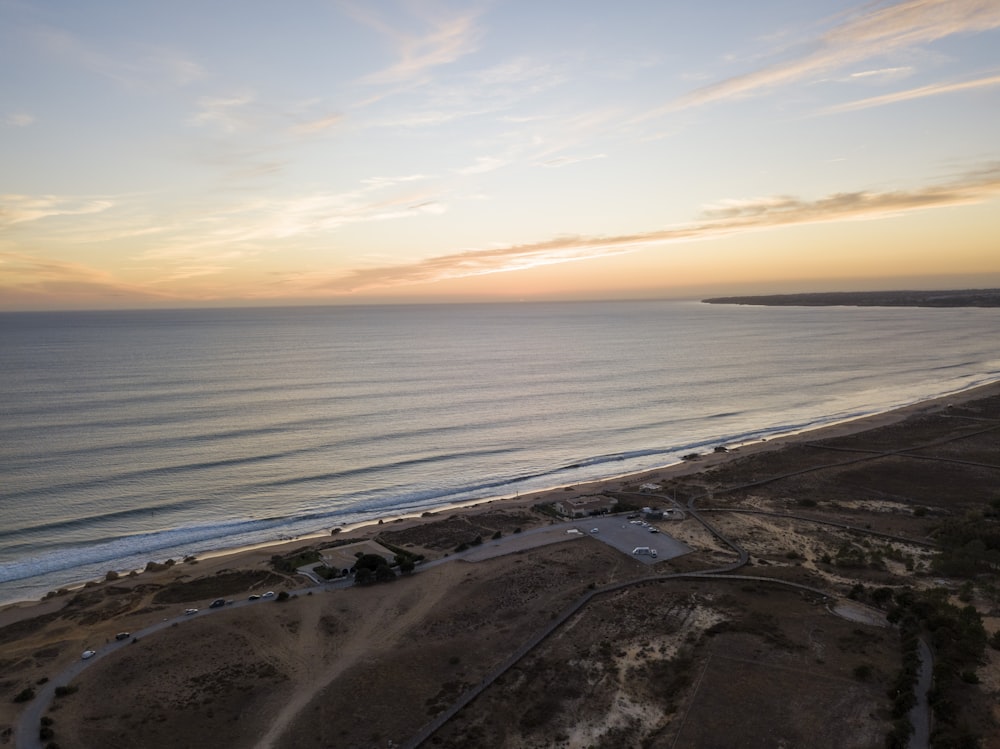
[2,378,996,629]
[2,379,999,748]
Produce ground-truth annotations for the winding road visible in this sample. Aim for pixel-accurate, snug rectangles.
[20,423,993,749]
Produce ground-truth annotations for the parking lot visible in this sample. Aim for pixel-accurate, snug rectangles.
[572,515,692,565]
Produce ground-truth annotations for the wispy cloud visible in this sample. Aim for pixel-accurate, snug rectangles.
[4,112,35,127]
[0,251,172,308]
[343,1,481,86]
[313,166,1000,293]
[189,93,256,133]
[824,73,1000,113]
[668,0,1000,111]
[540,153,607,169]
[455,156,508,175]
[34,26,205,90]
[848,66,913,81]
[0,194,114,227]
[289,113,344,135]
[134,178,448,260]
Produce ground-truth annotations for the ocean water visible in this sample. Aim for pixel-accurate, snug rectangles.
[1,300,998,605]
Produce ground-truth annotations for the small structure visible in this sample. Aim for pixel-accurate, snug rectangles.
[639,483,661,493]
[552,496,618,518]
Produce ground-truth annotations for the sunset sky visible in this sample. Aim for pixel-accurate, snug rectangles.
[2,0,999,310]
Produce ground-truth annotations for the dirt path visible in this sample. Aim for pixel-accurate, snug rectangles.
[252,569,459,749]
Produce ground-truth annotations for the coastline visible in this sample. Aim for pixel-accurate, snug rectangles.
[2,377,998,624]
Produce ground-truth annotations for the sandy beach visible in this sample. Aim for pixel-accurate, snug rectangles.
[2,378,999,748]
[2,377,997,628]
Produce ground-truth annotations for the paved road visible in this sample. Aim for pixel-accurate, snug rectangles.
[13,595,288,749]
[12,483,936,749]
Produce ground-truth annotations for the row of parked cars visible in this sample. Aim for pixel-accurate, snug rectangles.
[184,590,274,615]
[82,591,278,659]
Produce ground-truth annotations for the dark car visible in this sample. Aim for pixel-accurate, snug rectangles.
[115,631,131,640]
[209,598,226,608]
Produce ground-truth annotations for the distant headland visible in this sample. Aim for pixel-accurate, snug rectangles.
[703,288,1000,307]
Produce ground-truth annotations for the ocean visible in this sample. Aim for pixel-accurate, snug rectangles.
[1,300,998,605]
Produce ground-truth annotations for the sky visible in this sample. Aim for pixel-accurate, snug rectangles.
[1,0,999,310]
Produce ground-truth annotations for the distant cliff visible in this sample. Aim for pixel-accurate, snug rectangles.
[703,289,1000,308]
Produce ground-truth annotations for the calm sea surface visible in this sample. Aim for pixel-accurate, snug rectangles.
[1,300,998,604]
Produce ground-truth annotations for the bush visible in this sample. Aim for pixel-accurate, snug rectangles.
[54,685,78,697]
[853,664,874,681]
[13,687,35,703]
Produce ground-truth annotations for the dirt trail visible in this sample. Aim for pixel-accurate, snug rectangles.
[253,570,458,749]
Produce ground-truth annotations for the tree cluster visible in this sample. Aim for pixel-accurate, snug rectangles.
[931,511,1000,578]
[886,587,987,748]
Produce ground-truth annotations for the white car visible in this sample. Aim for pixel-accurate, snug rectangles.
[184,608,199,615]
[590,528,599,534]
[262,591,275,599]
[81,649,96,660]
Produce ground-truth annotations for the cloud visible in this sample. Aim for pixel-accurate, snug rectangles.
[189,93,256,133]
[668,0,1000,111]
[135,178,448,259]
[824,73,1000,113]
[541,154,608,169]
[343,2,481,86]
[313,166,1000,293]
[34,26,205,91]
[289,113,344,135]
[4,112,35,127]
[455,156,508,175]
[848,66,913,81]
[0,194,114,228]
[0,251,172,308]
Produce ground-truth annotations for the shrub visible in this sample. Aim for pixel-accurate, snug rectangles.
[13,687,35,703]
[853,664,873,681]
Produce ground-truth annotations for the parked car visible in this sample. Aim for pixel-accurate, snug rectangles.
[184,608,198,615]
[262,591,275,599]
[248,594,261,601]
[209,598,226,608]
[81,649,96,659]
[115,632,130,641]
[590,528,599,534]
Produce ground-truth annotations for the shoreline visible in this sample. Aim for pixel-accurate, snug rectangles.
[2,377,998,621]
